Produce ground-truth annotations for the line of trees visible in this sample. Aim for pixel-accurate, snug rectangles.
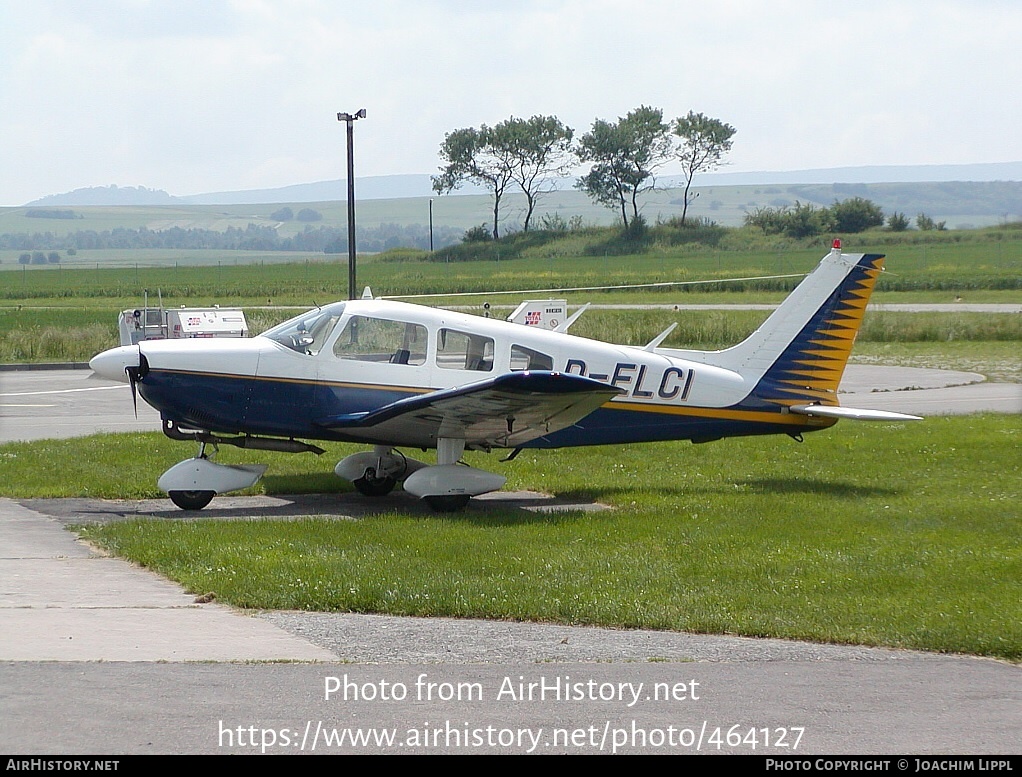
[0,222,464,254]
[17,251,63,264]
[433,107,736,238]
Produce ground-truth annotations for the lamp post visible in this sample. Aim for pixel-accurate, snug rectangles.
[337,109,366,300]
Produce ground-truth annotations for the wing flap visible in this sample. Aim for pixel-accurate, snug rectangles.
[315,371,622,448]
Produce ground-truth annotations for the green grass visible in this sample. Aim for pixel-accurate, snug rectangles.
[3,416,1017,659]
[3,228,1021,299]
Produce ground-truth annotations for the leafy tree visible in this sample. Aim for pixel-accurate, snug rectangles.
[18,253,30,265]
[500,115,574,232]
[433,126,516,240]
[888,211,910,231]
[270,207,293,221]
[672,112,736,225]
[47,251,61,264]
[296,208,322,222]
[829,197,885,233]
[575,106,672,228]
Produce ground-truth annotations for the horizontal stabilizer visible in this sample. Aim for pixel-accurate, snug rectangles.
[789,404,923,422]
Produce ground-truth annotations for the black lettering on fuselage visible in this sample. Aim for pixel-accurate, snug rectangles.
[565,359,587,376]
[559,359,695,403]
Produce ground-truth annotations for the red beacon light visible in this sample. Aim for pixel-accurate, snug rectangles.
[832,238,842,250]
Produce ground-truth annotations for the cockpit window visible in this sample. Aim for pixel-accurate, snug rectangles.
[261,303,345,355]
[333,315,427,365]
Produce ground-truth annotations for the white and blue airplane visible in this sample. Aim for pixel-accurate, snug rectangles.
[89,242,920,511]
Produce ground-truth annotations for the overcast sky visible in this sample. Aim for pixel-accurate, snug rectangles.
[1,0,1018,205]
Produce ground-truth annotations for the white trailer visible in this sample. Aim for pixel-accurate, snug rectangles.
[119,305,248,346]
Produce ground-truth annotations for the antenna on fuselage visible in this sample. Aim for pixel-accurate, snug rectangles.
[361,286,374,299]
[554,303,590,333]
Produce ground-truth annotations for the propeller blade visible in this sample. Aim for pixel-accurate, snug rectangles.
[126,366,139,418]
[124,350,147,419]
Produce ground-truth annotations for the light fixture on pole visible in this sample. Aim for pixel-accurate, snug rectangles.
[337,108,366,300]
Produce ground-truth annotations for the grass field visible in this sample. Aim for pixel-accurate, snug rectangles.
[4,415,1011,659]
[3,230,1020,299]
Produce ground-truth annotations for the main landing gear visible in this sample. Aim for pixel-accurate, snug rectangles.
[157,433,505,513]
[335,439,506,512]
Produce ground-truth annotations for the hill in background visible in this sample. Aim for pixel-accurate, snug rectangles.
[6,163,1020,250]
[26,161,1022,208]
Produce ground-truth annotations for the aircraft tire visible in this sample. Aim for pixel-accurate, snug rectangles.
[424,495,471,512]
[353,471,397,497]
[168,490,215,510]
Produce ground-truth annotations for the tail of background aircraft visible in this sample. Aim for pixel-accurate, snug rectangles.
[664,244,885,410]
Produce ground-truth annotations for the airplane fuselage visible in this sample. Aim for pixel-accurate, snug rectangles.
[93,298,832,451]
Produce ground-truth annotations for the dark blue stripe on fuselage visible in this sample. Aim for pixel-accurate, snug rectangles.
[139,369,815,447]
[139,370,420,440]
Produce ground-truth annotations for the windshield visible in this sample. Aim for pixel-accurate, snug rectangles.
[260,302,346,355]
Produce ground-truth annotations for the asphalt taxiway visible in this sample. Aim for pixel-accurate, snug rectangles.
[1,365,1019,754]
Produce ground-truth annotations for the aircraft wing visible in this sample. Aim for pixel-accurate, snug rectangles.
[315,371,622,449]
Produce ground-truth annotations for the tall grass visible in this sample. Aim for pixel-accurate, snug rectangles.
[3,308,1019,363]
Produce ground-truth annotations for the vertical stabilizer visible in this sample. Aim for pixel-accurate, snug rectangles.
[751,250,884,407]
[664,246,885,408]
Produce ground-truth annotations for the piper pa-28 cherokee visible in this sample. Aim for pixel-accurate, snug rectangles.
[90,242,921,512]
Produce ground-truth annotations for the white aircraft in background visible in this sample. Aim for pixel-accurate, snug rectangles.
[90,241,920,511]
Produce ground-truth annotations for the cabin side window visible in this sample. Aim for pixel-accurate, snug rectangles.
[437,329,494,371]
[332,316,427,365]
[510,345,553,371]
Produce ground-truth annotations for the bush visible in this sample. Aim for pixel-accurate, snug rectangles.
[888,212,910,231]
[830,197,885,233]
[539,213,568,232]
[744,201,830,239]
[463,224,492,243]
[917,212,947,231]
[624,214,647,240]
